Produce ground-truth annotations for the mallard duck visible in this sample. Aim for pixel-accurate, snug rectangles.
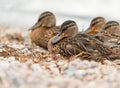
[83,17,106,35]
[95,21,120,47]
[48,20,112,60]
[29,11,60,49]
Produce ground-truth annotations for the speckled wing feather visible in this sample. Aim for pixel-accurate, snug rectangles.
[58,37,87,57]
[73,33,113,58]
[94,42,113,57]
[43,26,60,47]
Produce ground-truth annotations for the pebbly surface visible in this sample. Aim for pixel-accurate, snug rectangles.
[0,25,120,88]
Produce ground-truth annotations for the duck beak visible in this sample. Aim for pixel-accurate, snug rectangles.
[28,22,41,31]
[94,29,104,37]
[82,27,90,33]
[87,27,95,34]
[52,32,65,44]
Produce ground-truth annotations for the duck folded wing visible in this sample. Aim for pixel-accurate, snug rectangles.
[59,38,87,56]
[94,42,113,57]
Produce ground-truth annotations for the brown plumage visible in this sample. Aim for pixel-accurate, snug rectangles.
[83,17,106,35]
[48,20,112,60]
[29,11,60,49]
[94,21,120,61]
[95,21,120,47]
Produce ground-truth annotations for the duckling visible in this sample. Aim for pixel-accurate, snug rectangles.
[83,17,106,35]
[48,20,112,60]
[29,11,60,49]
[95,21,120,47]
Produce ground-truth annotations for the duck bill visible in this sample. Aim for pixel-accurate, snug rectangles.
[87,27,95,34]
[52,32,65,44]
[28,22,41,31]
[94,29,104,37]
[82,27,90,33]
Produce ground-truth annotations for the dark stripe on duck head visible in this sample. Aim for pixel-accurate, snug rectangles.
[38,11,54,22]
[90,17,106,27]
[104,21,119,30]
[61,20,77,33]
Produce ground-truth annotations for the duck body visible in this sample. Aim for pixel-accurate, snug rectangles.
[29,11,60,49]
[48,33,85,57]
[95,21,120,47]
[49,32,112,58]
[30,26,60,49]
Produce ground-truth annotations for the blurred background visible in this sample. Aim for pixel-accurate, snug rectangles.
[0,0,120,30]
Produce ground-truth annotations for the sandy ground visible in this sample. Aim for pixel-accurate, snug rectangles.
[0,25,120,88]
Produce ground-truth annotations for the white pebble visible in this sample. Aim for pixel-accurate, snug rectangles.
[74,70,87,79]
[31,64,42,72]
[0,61,10,69]
[0,49,3,52]
[21,48,29,52]
[9,44,25,49]
[7,56,15,62]
[57,61,65,66]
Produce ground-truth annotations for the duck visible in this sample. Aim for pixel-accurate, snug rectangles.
[29,11,60,49]
[95,21,120,47]
[83,17,106,35]
[48,20,112,61]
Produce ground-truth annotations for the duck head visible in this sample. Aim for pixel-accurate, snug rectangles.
[95,21,120,37]
[29,11,56,30]
[51,20,79,44]
[84,17,106,35]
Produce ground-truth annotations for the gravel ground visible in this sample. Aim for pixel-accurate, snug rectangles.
[0,25,120,88]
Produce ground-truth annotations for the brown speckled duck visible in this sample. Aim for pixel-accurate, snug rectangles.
[48,20,112,60]
[83,17,106,35]
[29,11,60,49]
[95,21,120,47]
